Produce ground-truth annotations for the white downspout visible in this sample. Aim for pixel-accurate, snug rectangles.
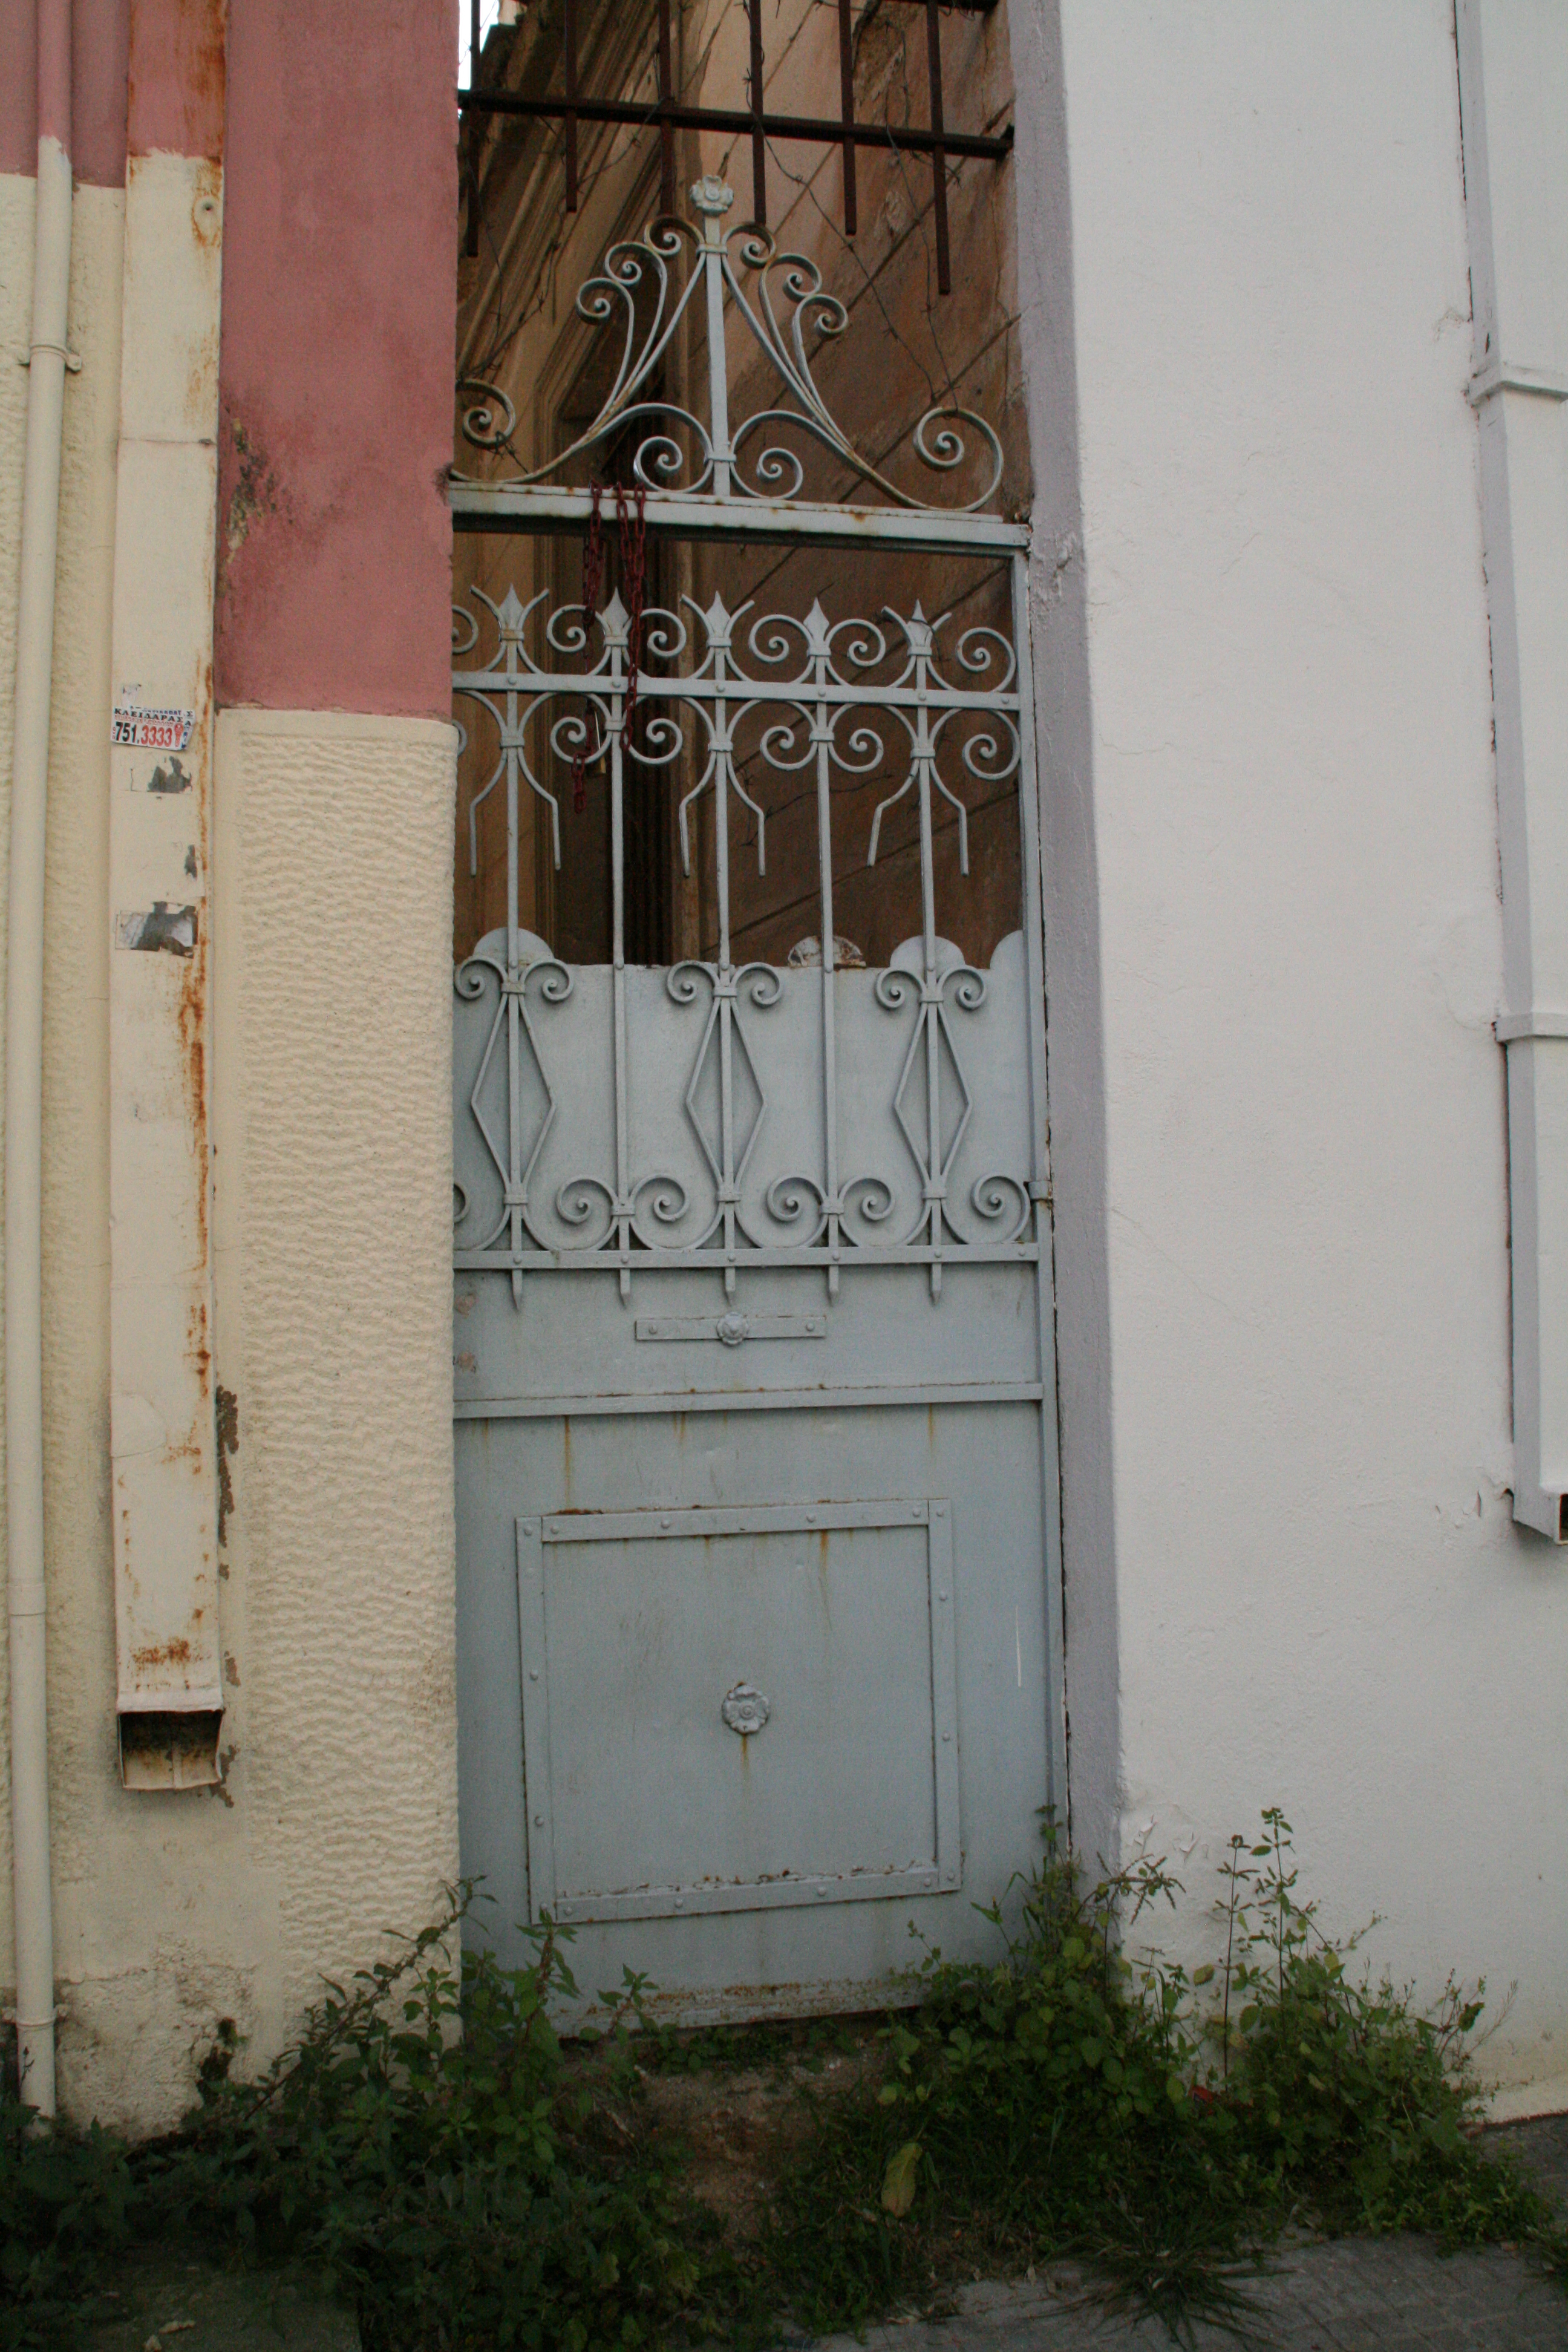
[6,0,73,2118]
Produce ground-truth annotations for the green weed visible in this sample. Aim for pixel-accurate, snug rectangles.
[761,1811,1564,2342]
[153,1900,740,2350]
[3,1820,1564,2350]
[0,2094,137,2350]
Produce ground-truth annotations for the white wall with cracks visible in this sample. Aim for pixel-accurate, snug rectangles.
[1010,0,1568,2102]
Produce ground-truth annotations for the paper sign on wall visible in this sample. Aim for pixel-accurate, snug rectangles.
[113,694,195,751]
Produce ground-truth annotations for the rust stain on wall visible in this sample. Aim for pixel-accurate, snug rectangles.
[215,1384,238,1545]
[128,0,228,164]
[131,1635,195,1673]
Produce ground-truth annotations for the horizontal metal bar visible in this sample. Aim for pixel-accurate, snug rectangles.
[539,1499,930,1540]
[456,1244,1039,1271]
[634,1313,829,1342]
[455,1380,1045,1419]
[452,667,1020,711]
[450,482,1030,553]
[457,87,1013,164]
[550,1860,956,1924]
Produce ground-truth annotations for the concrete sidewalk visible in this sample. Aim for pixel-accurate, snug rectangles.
[806,2118,1568,2352]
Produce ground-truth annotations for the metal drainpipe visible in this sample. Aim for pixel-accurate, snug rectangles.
[6,0,73,2119]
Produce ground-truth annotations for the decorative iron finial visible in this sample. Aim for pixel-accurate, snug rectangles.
[690,176,735,217]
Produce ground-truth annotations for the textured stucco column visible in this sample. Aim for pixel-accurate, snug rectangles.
[204,1,462,2096]
[211,708,457,2063]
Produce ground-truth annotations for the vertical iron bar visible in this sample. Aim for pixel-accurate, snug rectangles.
[505,702,524,1304]
[748,0,766,226]
[656,0,676,216]
[924,0,951,296]
[563,0,580,214]
[713,655,737,1293]
[701,203,732,497]
[1010,549,1068,1817]
[465,0,482,255]
[917,729,943,1296]
[837,0,858,237]
[610,622,631,1294]
[812,637,841,1297]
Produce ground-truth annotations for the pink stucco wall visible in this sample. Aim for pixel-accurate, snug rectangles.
[214,1,457,718]
[2,0,131,185]
[128,0,225,160]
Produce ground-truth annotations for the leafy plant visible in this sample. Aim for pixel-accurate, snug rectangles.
[4,1825,1564,2350]
[154,1891,734,2350]
[0,2091,138,2352]
[760,1811,1565,2342]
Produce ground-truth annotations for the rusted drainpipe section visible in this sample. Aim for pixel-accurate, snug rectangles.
[5,0,73,2118]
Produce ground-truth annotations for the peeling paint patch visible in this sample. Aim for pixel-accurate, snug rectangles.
[117,903,198,955]
[221,413,289,584]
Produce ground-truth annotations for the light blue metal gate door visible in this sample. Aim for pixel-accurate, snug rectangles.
[451,182,1063,2017]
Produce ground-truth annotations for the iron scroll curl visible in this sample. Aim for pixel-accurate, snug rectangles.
[453,181,1004,515]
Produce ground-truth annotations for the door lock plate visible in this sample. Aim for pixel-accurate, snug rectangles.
[634,1313,829,1345]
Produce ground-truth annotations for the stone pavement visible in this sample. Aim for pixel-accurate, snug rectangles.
[79,2117,1568,2352]
[89,2249,358,2352]
[805,2118,1568,2352]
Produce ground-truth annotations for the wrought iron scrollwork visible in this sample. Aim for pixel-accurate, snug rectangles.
[454,178,1004,515]
[453,575,1033,1305]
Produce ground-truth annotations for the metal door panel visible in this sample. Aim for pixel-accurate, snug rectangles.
[455,1399,1048,2007]
[517,1501,958,1922]
[450,183,1064,2019]
[454,935,1036,1307]
[456,1263,1042,1413]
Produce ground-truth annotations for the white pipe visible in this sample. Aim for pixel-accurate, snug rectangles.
[7,0,73,2118]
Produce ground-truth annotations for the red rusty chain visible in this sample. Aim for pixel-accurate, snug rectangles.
[571,479,646,812]
[618,477,648,743]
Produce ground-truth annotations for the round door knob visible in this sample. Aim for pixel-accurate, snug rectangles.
[721,1681,770,1736]
[716,1311,749,1346]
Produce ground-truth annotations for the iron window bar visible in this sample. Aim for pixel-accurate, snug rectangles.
[462,0,1010,295]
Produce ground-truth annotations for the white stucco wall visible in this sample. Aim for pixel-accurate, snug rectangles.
[1014,0,1568,2099]
[2,168,460,2125]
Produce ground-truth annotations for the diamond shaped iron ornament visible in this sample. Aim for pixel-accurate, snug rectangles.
[452,497,1035,1306]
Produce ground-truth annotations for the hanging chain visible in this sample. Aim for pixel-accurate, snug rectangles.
[571,479,647,812]
[571,481,604,813]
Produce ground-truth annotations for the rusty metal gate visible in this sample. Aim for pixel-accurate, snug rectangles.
[451,179,1063,2015]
